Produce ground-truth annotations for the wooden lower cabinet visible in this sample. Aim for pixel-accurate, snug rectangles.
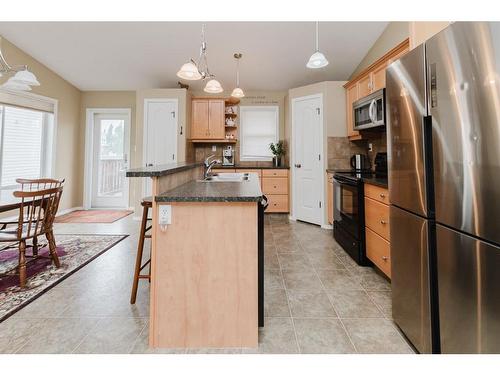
[265,194,289,213]
[327,173,334,224]
[366,227,391,278]
[212,167,289,213]
[364,184,391,279]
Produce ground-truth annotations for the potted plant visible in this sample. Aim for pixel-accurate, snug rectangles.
[269,141,285,167]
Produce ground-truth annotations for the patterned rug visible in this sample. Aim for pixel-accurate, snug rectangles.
[0,234,127,322]
[55,210,133,223]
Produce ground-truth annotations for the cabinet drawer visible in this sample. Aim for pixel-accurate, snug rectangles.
[365,197,390,240]
[365,227,391,278]
[212,169,236,174]
[236,169,262,178]
[364,183,389,205]
[262,177,288,195]
[265,194,288,213]
[262,169,288,178]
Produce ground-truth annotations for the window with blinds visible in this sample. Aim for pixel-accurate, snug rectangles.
[0,105,54,188]
[239,106,279,161]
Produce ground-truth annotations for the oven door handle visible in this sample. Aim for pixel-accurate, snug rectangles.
[333,176,358,187]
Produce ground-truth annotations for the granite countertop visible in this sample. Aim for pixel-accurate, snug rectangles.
[156,172,263,203]
[126,161,203,177]
[361,175,388,188]
[214,164,290,170]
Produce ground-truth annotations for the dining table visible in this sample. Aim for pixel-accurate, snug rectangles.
[0,189,23,214]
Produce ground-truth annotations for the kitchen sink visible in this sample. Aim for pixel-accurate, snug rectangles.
[199,173,249,182]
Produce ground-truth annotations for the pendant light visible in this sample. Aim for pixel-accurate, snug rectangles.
[176,24,223,93]
[231,53,245,98]
[306,22,329,69]
[0,37,40,91]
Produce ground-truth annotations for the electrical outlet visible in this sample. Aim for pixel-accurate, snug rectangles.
[159,205,172,225]
[368,143,373,152]
[212,145,217,152]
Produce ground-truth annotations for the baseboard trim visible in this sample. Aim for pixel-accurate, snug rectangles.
[321,224,333,230]
[288,215,297,221]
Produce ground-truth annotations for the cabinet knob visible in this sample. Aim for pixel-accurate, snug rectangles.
[382,256,388,261]
[380,193,385,198]
[380,219,387,225]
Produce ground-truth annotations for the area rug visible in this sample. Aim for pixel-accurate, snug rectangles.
[55,210,133,223]
[0,234,127,322]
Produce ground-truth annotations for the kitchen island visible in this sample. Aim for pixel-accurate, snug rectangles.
[126,164,262,349]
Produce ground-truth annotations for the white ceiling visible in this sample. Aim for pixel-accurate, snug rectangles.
[0,22,388,91]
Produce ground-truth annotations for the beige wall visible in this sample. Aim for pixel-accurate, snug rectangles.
[0,37,82,212]
[350,22,410,79]
[409,22,450,49]
[287,81,346,225]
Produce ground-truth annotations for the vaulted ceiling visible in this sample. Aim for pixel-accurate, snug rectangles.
[0,22,388,91]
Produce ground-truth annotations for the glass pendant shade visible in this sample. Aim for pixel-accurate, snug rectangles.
[176,61,202,80]
[1,77,32,91]
[204,79,223,93]
[11,69,40,86]
[231,87,245,98]
[306,51,329,69]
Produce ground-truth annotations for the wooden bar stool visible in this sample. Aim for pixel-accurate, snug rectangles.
[130,197,152,304]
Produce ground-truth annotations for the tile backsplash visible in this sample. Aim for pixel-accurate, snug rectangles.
[327,132,387,171]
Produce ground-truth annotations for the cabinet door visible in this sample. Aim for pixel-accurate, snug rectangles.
[371,63,386,91]
[357,73,372,98]
[346,84,359,137]
[192,100,209,139]
[327,178,334,224]
[208,100,225,139]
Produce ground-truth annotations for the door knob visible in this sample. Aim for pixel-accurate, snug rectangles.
[295,164,302,168]
[146,163,153,167]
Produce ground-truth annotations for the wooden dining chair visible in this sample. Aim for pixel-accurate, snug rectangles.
[15,179,64,256]
[0,182,64,287]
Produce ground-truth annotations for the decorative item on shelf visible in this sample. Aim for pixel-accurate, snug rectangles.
[0,37,40,91]
[306,22,329,69]
[225,105,236,114]
[176,23,223,93]
[231,53,245,98]
[225,117,235,126]
[269,141,285,167]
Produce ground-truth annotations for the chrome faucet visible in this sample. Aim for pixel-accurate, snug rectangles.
[204,155,221,179]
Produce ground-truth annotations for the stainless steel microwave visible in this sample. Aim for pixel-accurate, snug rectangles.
[353,88,386,130]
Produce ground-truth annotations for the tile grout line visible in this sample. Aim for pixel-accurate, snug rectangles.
[300,237,359,354]
[127,318,149,354]
[272,222,301,354]
[71,317,103,354]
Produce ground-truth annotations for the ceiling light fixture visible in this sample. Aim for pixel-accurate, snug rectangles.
[176,24,223,93]
[306,22,329,69]
[231,53,245,98]
[0,37,40,91]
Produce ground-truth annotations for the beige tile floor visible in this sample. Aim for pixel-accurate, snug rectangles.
[0,214,415,354]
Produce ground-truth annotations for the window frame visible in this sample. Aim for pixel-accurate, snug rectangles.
[239,105,279,162]
[0,90,58,190]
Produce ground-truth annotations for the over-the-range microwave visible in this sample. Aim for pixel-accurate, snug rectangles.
[353,88,386,130]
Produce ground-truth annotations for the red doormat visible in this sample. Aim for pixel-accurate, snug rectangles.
[55,210,133,223]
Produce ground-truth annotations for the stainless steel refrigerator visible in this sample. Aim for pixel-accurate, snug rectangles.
[387,22,500,354]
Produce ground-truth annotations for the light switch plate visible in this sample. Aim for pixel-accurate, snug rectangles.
[368,142,373,152]
[212,145,217,152]
[158,205,172,225]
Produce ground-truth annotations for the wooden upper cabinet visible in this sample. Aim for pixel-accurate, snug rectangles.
[371,63,386,92]
[346,84,359,138]
[192,100,209,139]
[357,74,372,98]
[191,98,225,140]
[207,100,225,139]
[344,38,410,140]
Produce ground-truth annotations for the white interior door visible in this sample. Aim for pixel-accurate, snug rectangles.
[293,95,323,225]
[91,113,130,208]
[143,99,178,196]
